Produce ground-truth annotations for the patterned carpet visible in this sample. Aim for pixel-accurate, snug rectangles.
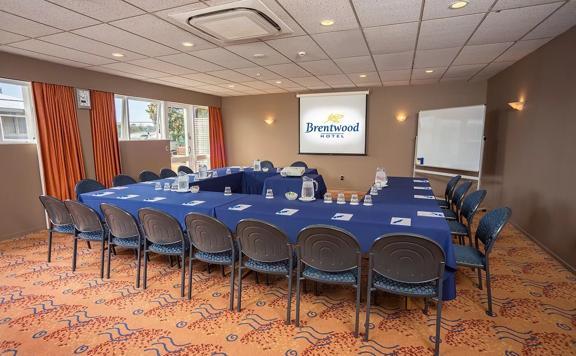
[1,221,575,356]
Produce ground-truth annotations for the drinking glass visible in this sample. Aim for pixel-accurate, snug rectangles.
[190,185,200,193]
[226,168,232,175]
[337,192,346,204]
[350,194,359,205]
[370,185,378,195]
[224,186,232,195]
[376,181,382,190]
[163,183,170,191]
[323,192,333,204]
[276,167,282,173]
[239,167,244,172]
[265,188,274,199]
[363,195,373,206]
[212,170,218,177]
[154,182,162,190]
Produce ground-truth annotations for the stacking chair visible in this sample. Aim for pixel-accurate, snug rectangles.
[101,204,142,287]
[443,181,472,220]
[185,213,236,310]
[64,200,107,278]
[112,174,136,187]
[139,208,188,297]
[39,195,74,262]
[260,160,274,170]
[448,190,487,245]
[177,165,194,174]
[236,219,293,323]
[436,175,461,208]
[290,161,308,169]
[295,225,362,337]
[364,234,445,356]
[138,170,160,182]
[75,179,106,199]
[160,168,177,178]
[454,207,511,316]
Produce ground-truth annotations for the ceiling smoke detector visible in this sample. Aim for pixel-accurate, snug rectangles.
[170,0,292,43]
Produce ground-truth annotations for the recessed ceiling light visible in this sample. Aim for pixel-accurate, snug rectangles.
[253,53,265,58]
[111,52,124,57]
[275,81,282,84]
[359,74,367,78]
[181,41,194,47]
[449,1,469,9]
[255,72,261,76]
[298,51,306,57]
[425,69,434,73]
[320,19,335,26]
[228,84,235,88]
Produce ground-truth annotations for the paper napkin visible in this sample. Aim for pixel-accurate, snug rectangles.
[332,213,353,221]
[413,179,428,183]
[143,197,166,202]
[417,211,445,218]
[414,186,432,190]
[276,208,299,216]
[414,194,435,199]
[228,204,251,211]
[92,191,115,197]
[117,194,139,200]
[110,186,128,190]
[390,217,411,226]
[183,200,205,206]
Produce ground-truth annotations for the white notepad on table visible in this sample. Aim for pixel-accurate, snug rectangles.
[143,197,166,202]
[417,211,445,218]
[390,217,411,226]
[414,194,435,200]
[332,213,353,221]
[228,204,251,211]
[140,181,156,185]
[276,208,299,216]
[414,186,432,190]
[413,179,428,183]
[183,200,205,206]
[110,186,128,190]
[117,194,139,200]
[92,191,114,197]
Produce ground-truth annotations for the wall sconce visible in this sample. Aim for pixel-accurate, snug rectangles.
[508,101,525,111]
[396,112,407,122]
[264,117,275,125]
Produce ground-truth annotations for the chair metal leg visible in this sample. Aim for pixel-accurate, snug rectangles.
[136,246,141,288]
[364,286,373,341]
[86,241,91,249]
[434,299,443,356]
[286,257,293,325]
[229,262,235,311]
[47,230,53,262]
[354,281,361,337]
[314,281,319,296]
[237,264,243,312]
[424,298,429,315]
[72,238,78,272]
[221,265,225,277]
[177,256,182,269]
[477,268,483,290]
[106,242,112,279]
[112,245,117,256]
[207,264,211,273]
[180,253,186,298]
[143,250,148,289]
[255,271,259,284]
[187,257,193,300]
[266,274,270,285]
[485,266,495,316]
[99,240,106,279]
[295,264,302,327]
[169,255,173,267]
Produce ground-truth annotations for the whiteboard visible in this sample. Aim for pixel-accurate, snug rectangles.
[415,105,485,172]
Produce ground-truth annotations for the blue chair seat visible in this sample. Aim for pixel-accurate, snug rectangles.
[373,273,437,297]
[302,266,358,284]
[442,208,458,220]
[194,250,233,264]
[245,258,291,274]
[454,245,485,268]
[53,224,75,234]
[149,242,186,255]
[448,219,468,235]
[77,230,105,241]
[111,237,140,248]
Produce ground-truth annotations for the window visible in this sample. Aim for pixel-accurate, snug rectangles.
[0,78,36,143]
[193,106,210,170]
[114,95,161,140]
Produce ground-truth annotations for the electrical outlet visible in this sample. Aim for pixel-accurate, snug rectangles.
[340,175,344,181]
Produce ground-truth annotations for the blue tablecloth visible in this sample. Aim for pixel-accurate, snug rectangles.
[370,176,439,208]
[262,174,327,199]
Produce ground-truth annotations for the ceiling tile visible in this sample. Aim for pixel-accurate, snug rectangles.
[378,69,411,81]
[414,47,459,68]
[468,2,562,44]
[218,83,255,92]
[207,70,255,82]
[348,72,381,87]
[453,42,513,65]
[495,38,552,61]
[473,61,515,78]
[411,78,439,85]
[317,74,355,87]
[364,22,419,54]
[39,32,145,61]
[0,29,26,44]
[412,67,446,79]
[73,24,178,57]
[444,64,486,78]
[191,48,255,69]
[264,78,302,89]
[373,52,413,71]
[423,0,494,20]
[525,0,576,39]
[334,56,376,73]
[0,0,99,30]
[298,60,342,75]
[0,44,89,67]
[51,0,144,22]
[265,36,328,62]
[265,63,310,77]
[290,76,330,88]
[111,14,215,52]
[123,0,201,12]
[8,39,114,65]
[235,67,283,80]
[91,66,148,80]
[493,0,563,10]
[277,0,358,34]
[418,14,484,50]
[312,30,370,58]
[158,53,224,72]
[99,62,169,78]
[159,76,205,87]
[241,81,279,90]
[224,42,290,65]
[183,73,229,84]
[352,0,422,27]
[382,80,410,87]
[0,11,61,37]
[128,58,193,75]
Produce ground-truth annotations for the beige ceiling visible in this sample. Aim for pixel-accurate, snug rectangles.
[0,0,574,97]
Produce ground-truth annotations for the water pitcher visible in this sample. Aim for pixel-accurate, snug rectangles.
[301,176,318,200]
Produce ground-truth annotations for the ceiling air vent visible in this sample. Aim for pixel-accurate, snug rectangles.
[170,0,292,43]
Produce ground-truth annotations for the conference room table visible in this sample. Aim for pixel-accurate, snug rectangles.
[261,173,327,199]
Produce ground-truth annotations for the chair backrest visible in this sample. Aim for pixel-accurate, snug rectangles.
[160,168,177,178]
[290,161,308,169]
[185,213,233,253]
[476,207,512,254]
[370,234,445,284]
[452,181,473,208]
[138,170,160,182]
[177,165,194,174]
[112,174,136,187]
[296,225,360,272]
[260,160,274,170]
[64,200,102,233]
[39,195,72,226]
[445,175,461,201]
[236,219,290,263]
[138,208,183,245]
[75,179,105,198]
[101,203,140,239]
[460,189,487,223]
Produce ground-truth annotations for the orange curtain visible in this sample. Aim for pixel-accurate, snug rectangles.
[209,106,227,168]
[33,82,85,200]
[90,90,121,187]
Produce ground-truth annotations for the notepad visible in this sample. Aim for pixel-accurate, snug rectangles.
[92,191,114,197]
[332,213,353,221]
[143,197,166,202]
[117,194,139,200]
[414,186,432,190]
[413,179,428,183]
[110,186,128,190]
[414,194,435,200]
[276,208,298,216]
[390,217,411,226]
[417,211,445,218]
[228,204,251,211]
[140,181,156,185]
[183,200,205,206]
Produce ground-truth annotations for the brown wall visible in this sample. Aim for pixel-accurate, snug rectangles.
[483,26,576,270]
[119,140,172,179]
[222,81,487,193]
